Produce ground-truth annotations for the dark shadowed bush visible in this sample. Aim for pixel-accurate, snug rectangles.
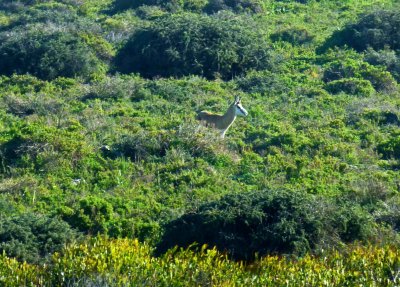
[60,196,114,235]
[156,190,373,260]
[112,0,180,11]
[112,132,167,161]
[112,0,208,13]
[115,12,273,79]
[0,28,103,80]
[0,213,77,263]
[270,27,314,45]
[83,75,147,101]
[325,78,374,96]
[377,134,400,160]
[364,48,400,81]
[112,0,261,13]
[204,0,263,14]
[235,70,291,95]
[319,9,400,53]
[322,60,396,93]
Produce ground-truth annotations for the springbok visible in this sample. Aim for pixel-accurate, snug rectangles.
[196,96,248,138]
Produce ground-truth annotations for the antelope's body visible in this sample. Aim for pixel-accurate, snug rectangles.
[197,97,248,138]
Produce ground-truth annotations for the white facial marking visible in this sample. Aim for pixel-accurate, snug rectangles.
[235,103,248,116]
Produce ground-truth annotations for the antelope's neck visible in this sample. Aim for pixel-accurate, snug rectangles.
[220,106,237,129]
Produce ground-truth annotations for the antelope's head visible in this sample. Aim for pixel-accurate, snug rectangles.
[233,96,248,117]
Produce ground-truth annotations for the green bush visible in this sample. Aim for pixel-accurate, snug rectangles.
[112,0,261,13]
[270,27,314,45]
[320,9,400,52]
[0,28,103,80]
[157,190,374,260]
[112,0,184,12]
[325,78,374,96]
[112,132,167,161]
[83,75,146,101]
[61,196,114,235]
[204,0,263,14]
[0,213,77,263]
[115,12,273,79]
[323,60,396,93]
[377,134,400,160]
[364,48,400,81]
[235,70,291,95]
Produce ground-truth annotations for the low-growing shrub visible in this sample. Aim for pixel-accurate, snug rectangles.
[270,27,314,45]
[322,59,396,93]
[112,132,167,161]
[377,134,400,160]
[364,48,400,82]
[60,196,114,235]
[83,75,146,101]
[325,78,374,96]
[235,70,291,95]
[204,0,263,14]
[0,213,77,263]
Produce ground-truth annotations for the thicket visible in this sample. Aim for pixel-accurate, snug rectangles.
[157,190,373,260]
[112,0,263,14]
[115,12,274,79]
[0,28,103,80]
[0,213,77,264]
[322,9,400,52]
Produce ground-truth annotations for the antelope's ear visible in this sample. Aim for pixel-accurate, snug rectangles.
[234,96,240,104]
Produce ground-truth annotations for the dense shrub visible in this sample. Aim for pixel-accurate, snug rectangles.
[112,0,209,13]
[115,12,273,79]
[83,75,147,101]
[204,0,263,14]
[112,0,261,13]
[325,78,374,96]
[361,109,400,126]
[0,213,77,263]
[364,48,400,81]
[157,190,373,260]
[112,132,167,161]
[112,0,182,12]
[235,70,291,95]
[60,196,115,235]
[375,196,400,232]
[0,28,103,80]
[377,134,400,160]
[320,9,400,52]
[323,60,396,93]
[270,27,314,45]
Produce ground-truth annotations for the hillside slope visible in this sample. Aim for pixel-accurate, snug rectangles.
[0,0,399,284]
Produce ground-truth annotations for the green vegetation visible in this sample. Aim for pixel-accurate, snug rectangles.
[157,190,373,260]
[0,0,399,285]
[2,237,400,286]
[115,12,273,79]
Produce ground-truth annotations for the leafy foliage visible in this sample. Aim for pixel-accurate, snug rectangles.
[1,237,400,286]
[0,213,77,264]
[157,190,373,260]
[115,12,273,79]
[321,9,400,52]
[204,0,263,14]
[271,27,314,45]
[112,0,262,14]
[0,28,103,80]
[0,0,400,283]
